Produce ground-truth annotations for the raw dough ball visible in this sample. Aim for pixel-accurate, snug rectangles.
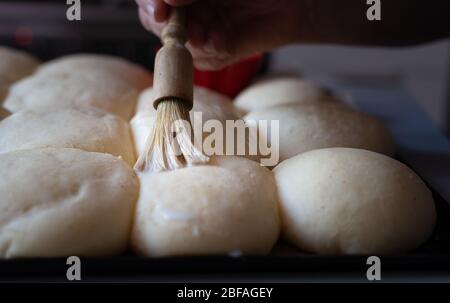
[0,148,139,258]
[36,54,152,90]
[245,102,395,163]
[0,108,136,165]
[234,77,332,113]
[130,110,157,157]
[131,86,260,163]
[274,148,436,255]
[0,47,40,84]
[132,156,280,257]
[4,70,141,120]
[0,47,40,103]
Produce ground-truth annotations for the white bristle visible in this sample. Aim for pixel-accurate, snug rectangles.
[134,100,209,172]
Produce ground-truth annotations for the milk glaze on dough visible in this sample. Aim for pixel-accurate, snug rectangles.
[131,156,280,257]
[131,86,260,162]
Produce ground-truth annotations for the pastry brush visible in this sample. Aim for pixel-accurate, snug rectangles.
[135,7,209,172]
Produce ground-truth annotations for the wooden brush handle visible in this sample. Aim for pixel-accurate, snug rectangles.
[162,8,188,44]
[153,7,194,110]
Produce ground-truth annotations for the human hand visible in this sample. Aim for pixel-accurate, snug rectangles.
[135,0,304,70]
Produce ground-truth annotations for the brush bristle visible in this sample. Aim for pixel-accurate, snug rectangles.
[134,99,209,172]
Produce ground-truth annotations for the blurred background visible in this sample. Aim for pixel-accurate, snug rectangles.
[1,0,448,134]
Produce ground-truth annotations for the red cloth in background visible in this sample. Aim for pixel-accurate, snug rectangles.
[194,54,263,99]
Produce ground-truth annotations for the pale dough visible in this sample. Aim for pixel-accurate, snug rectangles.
[0,46,40,104]
[274,148,436,255]
[0,148,139,258]
[4,70,141,120]
[36,54,153,90]
[0,108,136,165]
[132,156,280,257]
[245,102,395,164]
[234,77,332,113]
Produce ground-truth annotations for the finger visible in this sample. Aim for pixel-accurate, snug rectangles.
[154,0,169,22]
[190,52,235,71]
[138,7,166,36]
[136,0,169,22]
[135,0,154,16]
[187,37,234,71]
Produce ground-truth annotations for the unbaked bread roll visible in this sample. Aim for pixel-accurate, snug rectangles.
[131,86,260,162]
[245,102,395,163]
[36,54,152,90]
[132,156,280,257]
[130,111,156,157]
[0,108,136,165]
[234,77,332,113]
[0,148,139,258]
[274,148,436,255]
[4,70,141,120]
[0,47,40,103]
